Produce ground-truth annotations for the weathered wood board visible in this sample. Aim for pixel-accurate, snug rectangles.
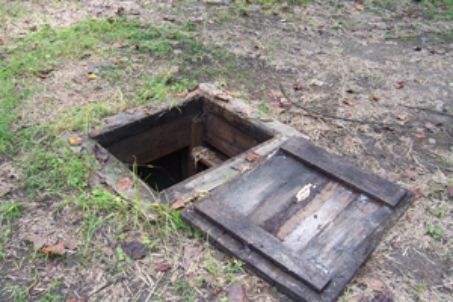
[183,136,413,302]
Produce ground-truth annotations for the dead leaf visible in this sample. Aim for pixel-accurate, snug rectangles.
[215,92,232,102]
[447,185,453,198]
[369,95,380,102]
[183,244,203,271]
[93,145,109,166]
[342,99,354,107]
[396,114,407,121]
[415,128,426,139]
[87,73,97,80]
[394,81,405,89]
[112,41,128,48]
[116,7,125,16]
[120,241,147,260]
[170,196,186,210]
[245,151,260,162]
[37,68,54,79]
[68,134,82,146]
[278,97,292,109]
[292,82,304,91]
[42,242,65,256]
[355,3,364,11]
[226,282,248,302]
[155,262,172,272]
[117,177,133,191]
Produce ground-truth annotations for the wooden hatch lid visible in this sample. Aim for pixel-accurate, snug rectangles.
[183,136,412,301]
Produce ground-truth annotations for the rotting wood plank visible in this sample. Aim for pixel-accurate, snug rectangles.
[106,115,193,164]
[205,113,260,157]
[282,184,357,250]
[281,137,407,207]
[187,115,205,175]
[195,199,331,291]
[191,146,226,168]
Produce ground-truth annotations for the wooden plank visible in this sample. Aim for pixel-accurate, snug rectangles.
[106,116,192,165]
[276,182,338,239]
[205,113,260,157]
[191,146,226,168]
[187,116,205,176]
[282,184,357,250]
[281,137,407,207]
[248,170,327,229]
[183,191,413,302]
[216,153,319,216]
[299,195,392,272]
[195,199,331,291]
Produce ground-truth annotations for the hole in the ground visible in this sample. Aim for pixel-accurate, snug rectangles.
[94,97,273,191]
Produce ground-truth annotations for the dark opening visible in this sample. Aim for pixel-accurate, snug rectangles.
[93,97,273,192]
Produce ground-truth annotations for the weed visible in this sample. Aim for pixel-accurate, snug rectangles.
[174,279,196,302]
[258,102,270,117]
[203,253,223,276]
[0,201,23,222]
[2,285,27,302]
[425,224,444,241]
[0,226,12,259]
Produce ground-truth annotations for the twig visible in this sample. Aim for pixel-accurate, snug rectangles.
[279,83,409,128]
[400,104,453,118]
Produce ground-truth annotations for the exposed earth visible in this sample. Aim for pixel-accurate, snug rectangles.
[0,1,452,301]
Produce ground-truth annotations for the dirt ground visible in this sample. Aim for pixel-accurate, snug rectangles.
[0,0,452,301]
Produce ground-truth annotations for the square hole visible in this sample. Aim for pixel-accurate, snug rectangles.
[93,97,273,191]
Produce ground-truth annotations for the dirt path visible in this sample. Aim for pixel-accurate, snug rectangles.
[0,1,451,301]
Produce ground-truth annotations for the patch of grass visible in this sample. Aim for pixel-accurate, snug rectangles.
[257,102,270,117]
[0,226,13,260]
[0,201,23,222]
[134,73,194,105]
[174,279,196,302]
[203,253,223,276]
[2,285,27,302]
[425,224,444,241]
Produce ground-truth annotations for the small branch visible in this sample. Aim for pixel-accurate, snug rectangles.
[279,84,409,128]
[400,104,453,119]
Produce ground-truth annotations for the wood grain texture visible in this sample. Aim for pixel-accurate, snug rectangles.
[281,183,357,251]
[195,198,331,291]
[281,137,407,207]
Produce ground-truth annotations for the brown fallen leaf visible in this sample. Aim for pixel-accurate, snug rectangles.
[245,151,260,162]
[215,92,232,102]
[342,99,354,107]
[68,134,82,146]
[292,82,304,91]
[120,241,147,260]
[155,262,172,272]
[226,282,248,302]
[355,3,365,11]
[117,177,133,191]
[394,81,405,89]
[369,94,380,102]
[37,68,54,79]
[409,187,424,200]
[170,196,186,210]
[42,242,65,256]
[414,128,426,139]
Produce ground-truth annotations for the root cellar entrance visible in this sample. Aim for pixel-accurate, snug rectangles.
[93,97,273,191]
